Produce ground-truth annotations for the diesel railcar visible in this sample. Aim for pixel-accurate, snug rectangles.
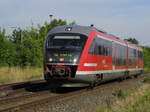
[43,25,144,87]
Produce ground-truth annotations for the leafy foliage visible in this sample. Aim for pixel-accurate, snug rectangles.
[124,38,139,45]
[115,88,128,99]
[143,46,150,67]
[143,77,150,83]
[0,19,68,67]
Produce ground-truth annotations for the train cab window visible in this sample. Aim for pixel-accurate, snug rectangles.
[47,33,87,50]
[89,36,112,56]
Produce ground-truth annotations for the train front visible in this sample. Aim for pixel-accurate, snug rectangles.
[44,25,91,87]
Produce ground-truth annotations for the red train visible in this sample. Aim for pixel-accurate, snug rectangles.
[44,25,144,87]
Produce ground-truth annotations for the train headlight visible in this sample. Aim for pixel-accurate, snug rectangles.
[73,58,77,63]
[49,58,53,62]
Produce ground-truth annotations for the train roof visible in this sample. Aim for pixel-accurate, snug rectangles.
[48,25,102,36]
[48,25,142,51]
[98,32,142,50]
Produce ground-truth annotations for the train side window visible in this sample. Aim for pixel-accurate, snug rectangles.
[94,43,99,55]
[128,48,137,66]
[89,36,112,56]
[141,52,143,59]
[138,51,143,59]
[138,51,140,59]
[116,44,126,66]
[98,45,102,54]
[89,38,97,54]
[134,49,137,57]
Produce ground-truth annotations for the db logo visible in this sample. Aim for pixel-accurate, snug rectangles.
[59,58,64,62]
[102,60,106,64]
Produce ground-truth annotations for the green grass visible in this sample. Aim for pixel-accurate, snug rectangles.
[98,84,150,112]
[144,67,150,73]
[115,88,128,99]
[98,105,105,112]
[0,67,43,84]
[143,77,150,83]
[125,91,150,112]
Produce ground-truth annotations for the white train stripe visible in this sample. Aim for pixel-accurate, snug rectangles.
[76,68,143,75]
[84,63,97,66]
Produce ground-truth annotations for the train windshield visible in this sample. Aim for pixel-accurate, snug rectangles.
[47,34,87,49]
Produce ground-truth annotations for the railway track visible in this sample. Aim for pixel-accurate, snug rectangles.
[0,79,84,111]
[0,90,57,111]
[0,79,44,89]
[0,84,84,112]
[0,79,46,98]
[0,73,149,112]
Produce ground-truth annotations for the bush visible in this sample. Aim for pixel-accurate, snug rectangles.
[143,77,150,83]
[115,88,128,99]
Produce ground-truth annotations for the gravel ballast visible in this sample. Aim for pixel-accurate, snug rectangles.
[20,75,146,112]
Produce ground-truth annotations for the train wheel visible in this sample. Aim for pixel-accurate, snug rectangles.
[134,74,138,78]
[87,82,96,90]
[123,71,129,80]
[118,77,124,82]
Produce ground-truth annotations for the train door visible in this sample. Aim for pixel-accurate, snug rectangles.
[126,44,129,71]
[112,41,116,71]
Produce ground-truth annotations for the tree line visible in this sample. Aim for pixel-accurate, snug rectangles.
[0,19,69,67]
[0,19,150,67]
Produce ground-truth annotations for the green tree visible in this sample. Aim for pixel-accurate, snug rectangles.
[0,28,16,66]
[124,38,139,45]
[0,28,7,66]
[69,21,76,25]
[143,46,150,67]
[9,19,68,67]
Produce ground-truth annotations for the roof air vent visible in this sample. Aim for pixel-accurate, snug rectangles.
[90,24,94,27]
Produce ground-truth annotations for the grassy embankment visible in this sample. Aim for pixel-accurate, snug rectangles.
[98,76,150,112]
[0,67,149,84]
[0,67,43,84]
[144,67,150,73]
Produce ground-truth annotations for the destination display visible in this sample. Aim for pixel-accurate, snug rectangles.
[53,53,74,57]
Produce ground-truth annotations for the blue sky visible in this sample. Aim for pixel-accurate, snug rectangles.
[0,0,150,45]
